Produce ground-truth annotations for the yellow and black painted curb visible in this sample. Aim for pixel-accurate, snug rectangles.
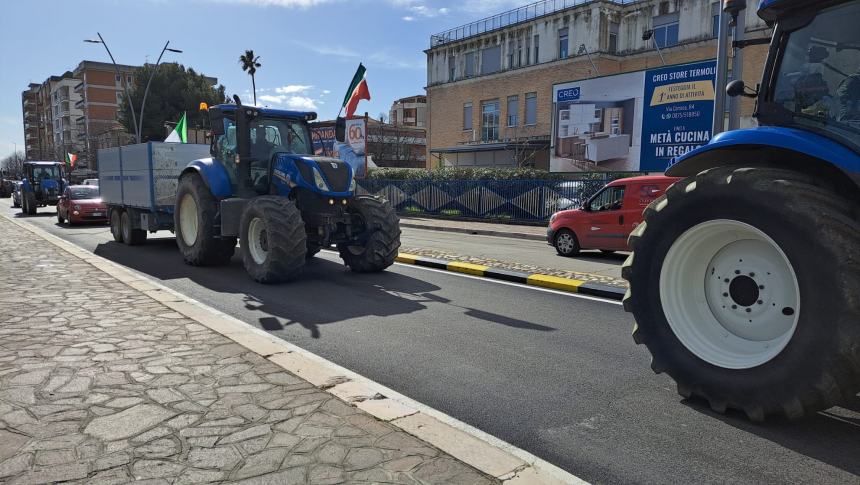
[395,253,626,301]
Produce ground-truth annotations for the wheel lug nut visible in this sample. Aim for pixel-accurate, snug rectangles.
[723,293,729,297]
[749,272,755,277]
[735,270,740,275]
[731,305,737,310]
[746,308,751,313]
[757,300,763,305]
[759,285,764,289]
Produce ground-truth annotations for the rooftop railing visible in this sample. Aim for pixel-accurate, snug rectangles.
[430,0,636,48]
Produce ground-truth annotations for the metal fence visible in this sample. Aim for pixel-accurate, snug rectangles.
[358,176,617,222]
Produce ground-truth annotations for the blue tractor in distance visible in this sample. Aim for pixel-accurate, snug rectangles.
[623,0,859,420]
[20,161,65,216]
[166,97,400,283]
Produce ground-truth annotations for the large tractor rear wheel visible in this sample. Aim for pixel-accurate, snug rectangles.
[240,196,306,284]
[623,167,860,421]
[338,196,401,273]
[175,173,236,266]
[23,192,37,216]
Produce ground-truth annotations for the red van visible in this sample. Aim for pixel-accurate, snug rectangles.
[547,175,680,256]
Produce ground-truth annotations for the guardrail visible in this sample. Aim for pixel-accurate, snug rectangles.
[359,176,618,222]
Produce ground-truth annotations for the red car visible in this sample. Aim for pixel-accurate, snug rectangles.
[57,185,108,225]
[547,175,680,256]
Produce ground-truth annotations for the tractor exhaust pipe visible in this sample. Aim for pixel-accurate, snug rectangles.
[233,95,255,198]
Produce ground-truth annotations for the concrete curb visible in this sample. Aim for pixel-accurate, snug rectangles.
[3,212,587,485]
[400,221,546,241]
[395,253,627,301]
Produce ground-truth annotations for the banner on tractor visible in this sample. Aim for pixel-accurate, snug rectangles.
[551,59,716,173]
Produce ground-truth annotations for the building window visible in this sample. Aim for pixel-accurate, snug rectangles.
[507,95,519,127]
[609,22,619,53]
[465,51,476,77]
[448,56,456,82]
[653,12,680,48]
[525,92,537,125]
[463,102,473,131]
[534,35,540,64]
[712,2,720,37]
[559,28,569,59]
[481,100,499,142]
[127,75,132,83]
[517,39,523,68]
[508,40,515,69]
[115,74,121,82]
[481,46,501,75]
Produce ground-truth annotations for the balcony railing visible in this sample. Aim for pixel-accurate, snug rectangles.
[430,0,635,47]
[73,82,84,92]
[75,99,86,109]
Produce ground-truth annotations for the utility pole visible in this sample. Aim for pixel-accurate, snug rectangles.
[728,8,746,130]
[713,8,731,135]
[85,33,140,143]
[138,41,182,142]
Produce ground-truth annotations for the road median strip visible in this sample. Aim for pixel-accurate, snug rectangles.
[396,252,625,301]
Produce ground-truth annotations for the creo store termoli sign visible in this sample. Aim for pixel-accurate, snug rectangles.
[551,60,716,173]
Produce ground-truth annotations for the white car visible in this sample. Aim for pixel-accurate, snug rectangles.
[83,178,99,186]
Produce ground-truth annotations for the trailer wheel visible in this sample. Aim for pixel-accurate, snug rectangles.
[120,211,147,246]
[174,173,236,266]
[24,192,36,216]
[110,209,123,243]
[623,167,860,421]
[240,196,306,284]
[338,196,400,273]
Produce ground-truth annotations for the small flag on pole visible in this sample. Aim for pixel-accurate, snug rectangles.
[65,152,77,169]
[165,112,187,143]
[342,63,371,118]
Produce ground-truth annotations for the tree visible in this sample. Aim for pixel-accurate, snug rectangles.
[1,150,25,179]
[378,112,387,124]
[239,50,262,105]
[119,64,227,142]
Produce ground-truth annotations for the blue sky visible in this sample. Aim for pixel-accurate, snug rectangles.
[0,0,523,159]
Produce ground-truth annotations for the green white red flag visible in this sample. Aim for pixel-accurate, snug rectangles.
[65,152,77,169]
[342,63,371,118]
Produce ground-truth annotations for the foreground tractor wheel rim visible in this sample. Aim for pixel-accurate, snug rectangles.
[556,233,575,254]
[659,219,800,369]
[248,217,268,265]
[179,194,199,247]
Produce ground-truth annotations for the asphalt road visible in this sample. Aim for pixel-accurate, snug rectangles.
[5,203,859,484]
[400,226,626,280]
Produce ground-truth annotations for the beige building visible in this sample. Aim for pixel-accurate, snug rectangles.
[425,0,770,170]
[389,95,427,128]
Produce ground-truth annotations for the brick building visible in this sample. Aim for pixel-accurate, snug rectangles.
[425,0,770,171]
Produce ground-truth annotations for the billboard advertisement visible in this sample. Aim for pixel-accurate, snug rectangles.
[551,60,716,173]
[310,117,368,178]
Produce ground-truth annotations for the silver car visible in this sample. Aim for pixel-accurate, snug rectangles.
[11,182,22,208]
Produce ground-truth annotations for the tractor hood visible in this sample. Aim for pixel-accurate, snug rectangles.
[274,153,355,194]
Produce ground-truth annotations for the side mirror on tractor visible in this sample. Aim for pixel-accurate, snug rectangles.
[335,117,346,143]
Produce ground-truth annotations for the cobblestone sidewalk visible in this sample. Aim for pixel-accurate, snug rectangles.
[0,217,497,484]
[400,247,627,288]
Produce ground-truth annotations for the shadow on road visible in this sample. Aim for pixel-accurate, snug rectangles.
[682,394,860,476]
[93,237,550,339]
[559,250,628,266]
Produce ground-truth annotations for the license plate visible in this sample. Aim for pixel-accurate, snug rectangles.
[91,212,103,217]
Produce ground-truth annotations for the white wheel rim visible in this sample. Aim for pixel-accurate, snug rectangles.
[659,219,800,369]
[247,217,268,265]
[557,233,575,253]
[179,194,199,247]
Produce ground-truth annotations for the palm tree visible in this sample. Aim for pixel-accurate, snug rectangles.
[239,50,262,105]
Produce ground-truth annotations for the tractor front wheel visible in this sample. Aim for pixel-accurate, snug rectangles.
[240,196,306,284]
[338,196,401,273]
[23,192,36,216]
[623,167,860,421]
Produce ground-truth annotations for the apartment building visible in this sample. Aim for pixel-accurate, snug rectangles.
[50,76,84,164]
[21,84,44,161]
[73,60,139,169]
[425,0,770,171]
[389,95,427,128]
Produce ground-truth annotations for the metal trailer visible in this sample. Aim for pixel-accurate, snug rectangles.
[98,142,211,244]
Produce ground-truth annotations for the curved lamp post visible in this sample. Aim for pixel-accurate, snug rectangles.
[138,41,182,143]
[84,33,140,143]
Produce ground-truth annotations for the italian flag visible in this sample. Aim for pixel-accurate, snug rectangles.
[342,63,371,118]
[165,112,187,143]
[65,152,77,169]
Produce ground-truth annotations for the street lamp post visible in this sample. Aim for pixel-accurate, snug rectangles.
[642,30,666,66]
[138,41,182,144]
[85,33,141,143]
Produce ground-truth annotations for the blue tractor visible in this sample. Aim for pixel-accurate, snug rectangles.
[623,0,859,420]
[19,161,66,216]
[167,98,400,283]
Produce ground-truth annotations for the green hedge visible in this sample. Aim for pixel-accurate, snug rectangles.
[366,167,643,181]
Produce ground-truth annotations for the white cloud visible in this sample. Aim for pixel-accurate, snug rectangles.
[207,0,334,7]
[259,94,287,104]
[322,90,331,94]
[275,84,313,94]
[257,93,318,111]
[294,41,423,70]
[402,15,415,21]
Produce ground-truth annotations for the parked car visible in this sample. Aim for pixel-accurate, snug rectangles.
[57,185,107,225]
[547,175,680,256]
[10,182,22,208]
[83,178,99,186]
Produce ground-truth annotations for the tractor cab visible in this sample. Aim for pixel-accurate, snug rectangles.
[20,161,65,214]
[754,0,860,149]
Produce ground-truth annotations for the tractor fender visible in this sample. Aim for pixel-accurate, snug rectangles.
[180,158,233,199]
[666,126,860,197]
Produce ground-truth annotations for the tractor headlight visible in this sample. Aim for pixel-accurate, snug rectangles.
[312,167,330,192]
